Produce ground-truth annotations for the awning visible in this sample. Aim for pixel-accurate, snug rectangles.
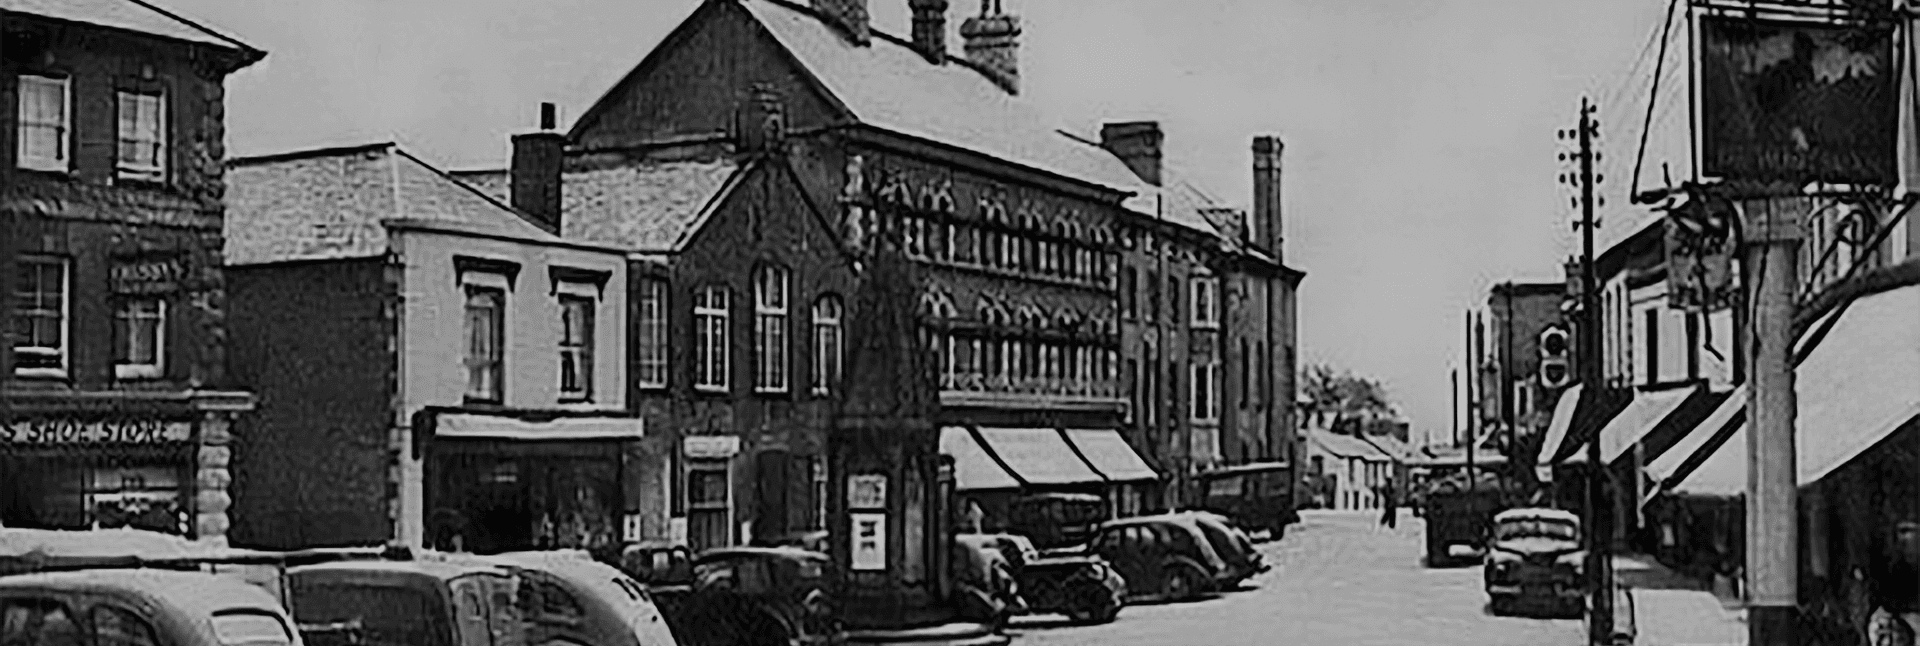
[1666,284,1920,497]
[1596,387,1698,465]
[436,414,643,441]
[1536,383,1584,481]
[1062,429,1158,482]
[1645,384,1746,489]
[939,427,1022,491]
[972,427,1105,486]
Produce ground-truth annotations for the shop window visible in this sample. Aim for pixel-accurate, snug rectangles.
[112,297,167,380]
[754,267,788,393]
[463,286,506,403]
[636,278,668,389]
[688,462,731,550]
[116,90,166,182]
[16,74,69,173]
[91,606,159,646]
[1191,276,1219,328]
[812,295,843,396]
[11,255,69,377]
[558,294,595,401]
[694,286,730,392]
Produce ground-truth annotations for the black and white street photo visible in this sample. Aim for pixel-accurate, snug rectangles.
[1,1,1915,645]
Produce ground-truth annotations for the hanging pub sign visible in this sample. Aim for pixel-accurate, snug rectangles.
[1663,188,1740,312]
[0,418,193,445]
[1698,17,1898,186]
[110,255,189,295]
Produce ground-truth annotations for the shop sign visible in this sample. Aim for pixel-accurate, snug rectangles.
[0,419,192,445]
[848,474,887,510]
[850,512,887,571]
[683,435,740,459]
[110,256,189,295]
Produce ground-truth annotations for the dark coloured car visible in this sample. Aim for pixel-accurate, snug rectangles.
[288,558,522,646]
[1087,515,1251,602]
[1423,476,1513,567]
[1170,512,1269,581]
[962,534,1124,625]
[1483,508,1586,617]
[1193,462,1297,539]
[674,547,839,646]
[950,535,1026,628]
[1006,493,1108,550]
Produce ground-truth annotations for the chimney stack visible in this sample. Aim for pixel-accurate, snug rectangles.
[812,0,871,45]
[1251,135,1284,260]
[511,102,566,234]
[1100,121,1164,187]
[960,0,1020,95]
[909,0,949,63]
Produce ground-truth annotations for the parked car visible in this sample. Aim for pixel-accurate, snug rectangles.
[1087,515,1251,602]
[1192,462,1297,539]
[478,550,681,646]
[615,541,696,639]
[288,558,524,646]
[673,547,839,646]
[1483,508,1586,617]
[961,534,1124,625]
[0,568,302,646]
[1423,476,1514,567]
[1169,511,1269,580]
[950,535,1025,628]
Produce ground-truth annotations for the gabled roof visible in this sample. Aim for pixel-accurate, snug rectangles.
[1,0,261,55]
[735,0,1148,195]
[224,143,565,266]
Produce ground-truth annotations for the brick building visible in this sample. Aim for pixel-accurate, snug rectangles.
[0,1,262,544]
[223,143,633,552]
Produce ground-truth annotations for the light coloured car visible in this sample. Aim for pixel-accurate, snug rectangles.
[1483,507,1586,617]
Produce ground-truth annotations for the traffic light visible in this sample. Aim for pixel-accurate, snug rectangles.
[1538,325,1572,389]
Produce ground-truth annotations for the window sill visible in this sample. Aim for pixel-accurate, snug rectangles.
[693,385,730,395]
[115,365,163,381]
[16,161,71,175]
[637,382,668,391]
[12,367,69,380]
[753,388,791,397]
[115,168,166,185]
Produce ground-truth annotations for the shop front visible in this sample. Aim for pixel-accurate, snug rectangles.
[0,393,252,543]
[415,410,642,556]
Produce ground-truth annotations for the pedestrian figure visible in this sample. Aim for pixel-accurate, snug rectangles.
[1379,477,1398,529]
[1869,520,1920,646]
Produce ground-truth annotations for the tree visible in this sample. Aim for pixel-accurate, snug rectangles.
[1297,363,1398,432]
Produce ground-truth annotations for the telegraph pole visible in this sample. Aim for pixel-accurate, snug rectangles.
[1743,195,1801,646]
[1464,310,1476,491]
[1560,97,1613,645]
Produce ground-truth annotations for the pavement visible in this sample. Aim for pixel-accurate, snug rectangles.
[1612,553,1747,646]
[1008,509,1584,646]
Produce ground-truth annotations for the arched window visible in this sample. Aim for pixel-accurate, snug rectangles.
[812,295,843,396]
[754,266,789,393]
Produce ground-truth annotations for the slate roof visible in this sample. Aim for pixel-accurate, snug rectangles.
[0,0,258,52]
[740,0,1149,195]
[224,143,563,266]
[458,160,745,254]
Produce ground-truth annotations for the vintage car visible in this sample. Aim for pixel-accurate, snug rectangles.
[673,547,839,646]
[949,535,1026,628]
[1006,493,1108,550]
[615,541,696,638]
[288,558,525,646]
[0,568,302,646]
[478,551,682,646]
[1169,511,1270,580]
[1482,508,1586,617]
[1422,473,1518,567]
[1087,514,1256,602]
[960,534,1124,625]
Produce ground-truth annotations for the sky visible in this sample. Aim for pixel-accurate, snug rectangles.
[163,0,1696,446]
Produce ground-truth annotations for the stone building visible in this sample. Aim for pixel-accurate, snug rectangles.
[0,1,263,544]
[223,143,633,553]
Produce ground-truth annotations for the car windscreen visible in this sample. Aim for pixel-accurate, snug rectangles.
[210,610,294,646]
[290,582,450,646]
[1494,519,1579,542]
[1191,522,1245,563]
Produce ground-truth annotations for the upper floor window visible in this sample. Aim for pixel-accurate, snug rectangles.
[559,294,595,401]
[636,278,668,389]
[1120,267,1137,320]
[1191,276,1219,328]
[1192,361,1219,422]
[113,297,166,380]
[116,91,165,181]
[464,286,506,402]
[11,256,69,377]
[812,295,843,396]
[1146,271,1161,321]
[694,286,730,392]
[753,266,789,393]
[16,75,70,172]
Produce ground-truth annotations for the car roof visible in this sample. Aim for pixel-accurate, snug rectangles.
[1098,514,1201,531]
[1493,508,1581,524]
[290,558,508,580]
[0,568,286,617]
[694,546,828,563]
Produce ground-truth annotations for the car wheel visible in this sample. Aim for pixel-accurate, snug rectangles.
[1163,566,1204,601]
[1064,583,1123,624]
[1488,595,1513,616]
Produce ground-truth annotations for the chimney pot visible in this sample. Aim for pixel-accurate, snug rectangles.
[812,0,871,45]
[1251,135,1284,260]
[511,126,566,234]
[960,1,1020,95]
[909,0,950,64]
[1100,121,1163,187]
[539,102,557,131]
